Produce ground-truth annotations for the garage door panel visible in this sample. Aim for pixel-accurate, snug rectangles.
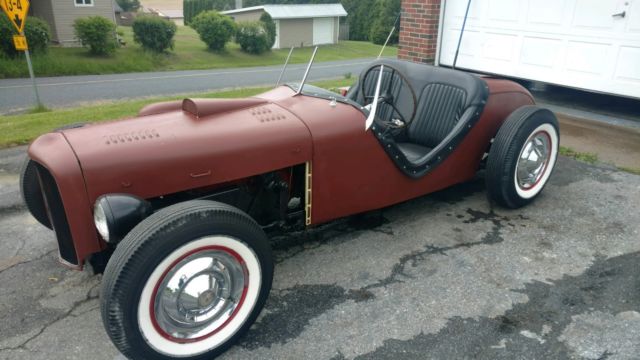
[565,41,611,74]
[627,1,640,32]
[615,46,640,82]
[440,29,481,66]
[445,0,483,26]
[520,37,563,68]
[488,0,520,23]
[313,18,333,45]
[527,0,566,26]
[572,0,618,30]
[483,33,517,61]
[439,0,640,98]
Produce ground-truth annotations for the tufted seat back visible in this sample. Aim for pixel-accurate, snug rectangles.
[408,83,468,148]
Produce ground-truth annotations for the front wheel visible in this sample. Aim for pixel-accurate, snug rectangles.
[100,200,273,360]
[486,106,559,208]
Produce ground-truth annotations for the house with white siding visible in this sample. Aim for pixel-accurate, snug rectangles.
[30,0,118,46]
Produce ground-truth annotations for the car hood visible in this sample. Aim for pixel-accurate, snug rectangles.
[55,94,313,202]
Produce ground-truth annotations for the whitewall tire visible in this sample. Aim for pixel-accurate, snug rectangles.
[486,106,560,208]
[100,200,273,360]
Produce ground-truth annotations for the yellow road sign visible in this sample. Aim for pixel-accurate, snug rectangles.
[13,34,27,50]
[1,0,30,33]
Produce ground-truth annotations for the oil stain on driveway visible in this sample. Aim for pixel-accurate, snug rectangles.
[0,156,638,360]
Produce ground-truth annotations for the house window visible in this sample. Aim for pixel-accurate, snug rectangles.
[75,0,94,6]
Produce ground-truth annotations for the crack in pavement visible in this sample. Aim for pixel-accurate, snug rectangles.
[238,207,510,351]
[0,282,101,353]
[362,208,509,291]
[0,249,56,274]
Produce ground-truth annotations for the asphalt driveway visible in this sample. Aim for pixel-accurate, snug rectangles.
[0,148,638,360]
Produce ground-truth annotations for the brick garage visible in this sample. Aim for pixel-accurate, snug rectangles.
[398,0,442,64]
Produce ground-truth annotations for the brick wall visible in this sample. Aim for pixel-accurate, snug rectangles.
[398,0,442,64]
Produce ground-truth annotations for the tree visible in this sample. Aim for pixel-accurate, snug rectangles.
[116,0,141,12]
[369,0,400,45]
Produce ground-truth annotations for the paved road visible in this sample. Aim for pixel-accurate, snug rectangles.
[0,146,639,360]
[0,59,373,113]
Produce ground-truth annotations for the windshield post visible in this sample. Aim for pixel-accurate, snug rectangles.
[296,46,319,95]
[276,47,295,87]
[365,65,385,131]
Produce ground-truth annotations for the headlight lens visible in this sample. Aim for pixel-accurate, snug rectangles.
[94,201,110,242]
[93,194,153,244]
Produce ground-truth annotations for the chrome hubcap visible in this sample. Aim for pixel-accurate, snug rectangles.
[516,131,551,190]
[153,248,247,341]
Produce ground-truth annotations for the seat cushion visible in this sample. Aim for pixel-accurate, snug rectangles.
[397,143,432,163]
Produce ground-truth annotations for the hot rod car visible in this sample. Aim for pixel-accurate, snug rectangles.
[21,56,559,359]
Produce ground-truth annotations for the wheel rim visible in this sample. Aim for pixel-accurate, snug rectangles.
[516,130,551,190]
[151,246,248,343]
[138,236,262,357]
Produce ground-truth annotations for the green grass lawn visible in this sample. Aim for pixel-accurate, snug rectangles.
[0,26,397,78]
[0,78,354,147]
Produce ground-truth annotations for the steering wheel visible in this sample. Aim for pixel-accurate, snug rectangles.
[360,64,417,130]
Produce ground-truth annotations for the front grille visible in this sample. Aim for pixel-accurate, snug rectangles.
[35,164,78,265]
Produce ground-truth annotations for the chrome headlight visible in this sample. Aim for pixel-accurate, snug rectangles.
[93,194,153,244]
[94,200,110,242]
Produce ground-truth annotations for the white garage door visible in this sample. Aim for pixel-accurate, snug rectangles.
[439,0,640,98]
[313,17,334,45]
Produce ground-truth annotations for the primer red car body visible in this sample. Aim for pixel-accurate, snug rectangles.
[28,78,530,268]
[24,58,560,360]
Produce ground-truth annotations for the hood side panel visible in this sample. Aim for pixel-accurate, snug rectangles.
[63,103,312,202]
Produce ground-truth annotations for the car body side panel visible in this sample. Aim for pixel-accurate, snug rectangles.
[28,132,103,268]
[62,102,313,203]
[273,78,535,225]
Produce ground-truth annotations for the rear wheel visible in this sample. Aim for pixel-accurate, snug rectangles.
[100,200,273,359]
[486,106,559,208]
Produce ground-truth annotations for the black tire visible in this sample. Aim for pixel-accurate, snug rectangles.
[100,200,273,360]
[19,157,52,229]
[486,105,559,208]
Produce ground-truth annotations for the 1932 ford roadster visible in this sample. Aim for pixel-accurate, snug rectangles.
[21,56,559,359]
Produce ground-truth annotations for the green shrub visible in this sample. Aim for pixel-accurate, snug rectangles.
[116,0,141,12]
[73,16,117,56]
[0,14,50,58]
[259,12,276,49]
[190,11,235,51]
[132,16,177,53]
[235,21,270,54]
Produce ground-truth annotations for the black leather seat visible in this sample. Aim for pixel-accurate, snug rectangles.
[348,59,489,178]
